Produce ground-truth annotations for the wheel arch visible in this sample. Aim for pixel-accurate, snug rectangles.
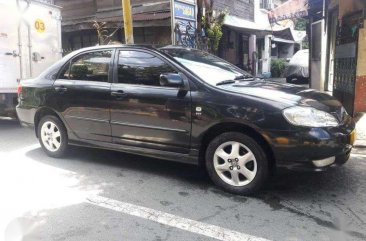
[34,107,65,138]
[198,122,276,172]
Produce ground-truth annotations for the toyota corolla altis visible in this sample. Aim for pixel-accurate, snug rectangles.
[16,45,355,194]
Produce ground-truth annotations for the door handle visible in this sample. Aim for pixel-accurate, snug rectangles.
[54,86,68,93]
[111,90,127,99]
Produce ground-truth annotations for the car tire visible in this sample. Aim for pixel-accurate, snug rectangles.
[38,115,68,158]
[205,132,269,195]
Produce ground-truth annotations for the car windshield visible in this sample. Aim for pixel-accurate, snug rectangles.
[161,48,252,86]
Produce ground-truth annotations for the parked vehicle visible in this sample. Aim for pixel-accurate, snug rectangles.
[0,0,62,118]
[284,49,309,84]
[16,45,355,195]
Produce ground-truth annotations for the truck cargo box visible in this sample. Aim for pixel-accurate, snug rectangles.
[0,0,62,117]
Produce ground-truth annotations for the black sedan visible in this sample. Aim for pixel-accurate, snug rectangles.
[16,45,355,195]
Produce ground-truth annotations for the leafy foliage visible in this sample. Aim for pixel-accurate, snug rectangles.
[295,18,308,31]
[271,59,287,78]
[197,0,226,53]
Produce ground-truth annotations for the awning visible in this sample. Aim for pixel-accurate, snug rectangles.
[224,15,271,36]
[272,27,306,43]
[272,37,296,44]
[133,12,170,21]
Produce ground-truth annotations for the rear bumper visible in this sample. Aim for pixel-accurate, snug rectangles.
[16,106,36,127]
[266,117,355,171]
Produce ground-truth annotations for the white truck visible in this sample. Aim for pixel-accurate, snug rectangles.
[0,0,62,118]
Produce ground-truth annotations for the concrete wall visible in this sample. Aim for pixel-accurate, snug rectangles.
[355,19,366,113]
[357,20,366,77]
[214,0,254,21]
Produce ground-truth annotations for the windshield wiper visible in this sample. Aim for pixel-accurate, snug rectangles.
[216,80,236,86]
[216,75,254,86]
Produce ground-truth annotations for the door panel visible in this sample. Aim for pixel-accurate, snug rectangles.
[53,50,113,142]
[54,79,112,142]
[110,50,191,153]
[110,84,191,153]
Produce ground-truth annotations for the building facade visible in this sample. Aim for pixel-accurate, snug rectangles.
[54,0,303,77]
[54,0,172,53]
[308,0,366,115]
[217,0,273,75]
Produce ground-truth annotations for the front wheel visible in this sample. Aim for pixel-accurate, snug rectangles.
[205,132,269,195]
[38,115,68,158]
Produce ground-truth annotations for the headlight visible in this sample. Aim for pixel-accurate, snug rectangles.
[283,106,339,127]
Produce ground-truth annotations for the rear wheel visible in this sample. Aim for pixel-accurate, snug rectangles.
[205,132,269,195]
[38,115,68,158]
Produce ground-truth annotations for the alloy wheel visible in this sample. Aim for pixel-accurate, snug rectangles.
[40,121,62,152]
[213,141,257,187]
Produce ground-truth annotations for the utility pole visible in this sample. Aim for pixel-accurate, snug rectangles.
[122,0,134,44]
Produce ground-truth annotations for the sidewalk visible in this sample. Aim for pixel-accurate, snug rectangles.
[355,113,366,147]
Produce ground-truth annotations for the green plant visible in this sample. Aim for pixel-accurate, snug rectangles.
[198,0,227,53]
[271,59,287,78]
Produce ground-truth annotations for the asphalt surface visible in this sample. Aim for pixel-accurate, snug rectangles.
[1,118,366,241]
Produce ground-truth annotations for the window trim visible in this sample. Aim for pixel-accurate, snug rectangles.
[113,48,187,89]
[56,48,116,83]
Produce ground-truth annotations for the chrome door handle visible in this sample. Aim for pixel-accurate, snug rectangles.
[54,86,68,93]
[111,90,127,99]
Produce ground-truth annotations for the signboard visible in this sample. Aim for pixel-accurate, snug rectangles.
[174,1,195,20]
[171,0,197,46]
[268,0,308,24]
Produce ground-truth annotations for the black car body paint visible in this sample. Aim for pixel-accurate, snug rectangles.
[16,45,355,171]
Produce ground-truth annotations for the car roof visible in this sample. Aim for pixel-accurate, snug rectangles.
[68,44,159,54]
[67,45,195,57]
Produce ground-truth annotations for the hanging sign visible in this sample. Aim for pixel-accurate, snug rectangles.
[268,0,309,24]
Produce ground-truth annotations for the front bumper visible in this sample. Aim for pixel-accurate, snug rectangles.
[265,116,355,171]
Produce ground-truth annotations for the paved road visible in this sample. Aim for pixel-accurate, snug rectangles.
[1,119,366,241]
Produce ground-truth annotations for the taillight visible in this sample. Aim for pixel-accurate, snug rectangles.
[17,84,22,95]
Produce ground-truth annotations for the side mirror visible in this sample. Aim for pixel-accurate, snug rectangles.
[159,73,184,87]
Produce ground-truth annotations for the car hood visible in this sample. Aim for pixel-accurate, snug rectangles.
[220,81,343,113]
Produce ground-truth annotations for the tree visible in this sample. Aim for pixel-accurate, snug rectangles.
[197,0,226,53]
[294,18,308,31]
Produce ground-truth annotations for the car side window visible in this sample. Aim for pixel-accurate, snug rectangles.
[61,50,112,82]
[117,50,177,86]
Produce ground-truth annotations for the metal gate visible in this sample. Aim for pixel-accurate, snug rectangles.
[333,11,363,115]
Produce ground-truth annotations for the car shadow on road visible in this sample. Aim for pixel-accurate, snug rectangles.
[23,145,366,240]
[25,145,212,189]
[24,145,364,199]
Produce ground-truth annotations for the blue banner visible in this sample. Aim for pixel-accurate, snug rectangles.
[174,1,195,21]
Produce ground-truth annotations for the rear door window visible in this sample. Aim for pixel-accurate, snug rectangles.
[60,50,113,82]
